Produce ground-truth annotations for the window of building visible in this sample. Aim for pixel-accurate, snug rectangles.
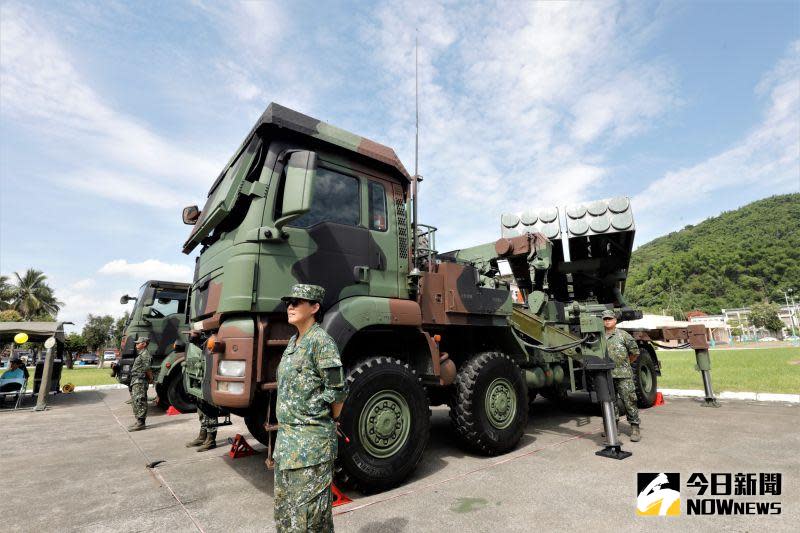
[368,181,388,231]
[289,168,360,228]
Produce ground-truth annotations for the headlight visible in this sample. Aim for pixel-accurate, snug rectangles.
[217,381,244,394]
[218,360,246,377]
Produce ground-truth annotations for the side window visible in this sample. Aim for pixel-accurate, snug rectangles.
[368,181,388,231]
[289,168,360,228]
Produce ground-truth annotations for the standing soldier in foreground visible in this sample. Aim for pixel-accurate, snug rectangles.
[128,336,152,432]
[602,310,642,442]
[273,284,347,532]
[186,404,219,452]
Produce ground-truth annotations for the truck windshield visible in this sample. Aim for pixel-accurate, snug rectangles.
[128,283,149,323]
[150,289,187,317]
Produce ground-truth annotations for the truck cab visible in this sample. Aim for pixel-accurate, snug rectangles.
[116,280,196,412]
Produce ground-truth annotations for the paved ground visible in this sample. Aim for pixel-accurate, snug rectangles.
[1,389,797,532]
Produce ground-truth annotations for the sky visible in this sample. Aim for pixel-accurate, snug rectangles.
[1,0,798,331]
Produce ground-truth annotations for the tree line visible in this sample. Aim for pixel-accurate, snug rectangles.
[627,193,800,325]
[1,269,129,368]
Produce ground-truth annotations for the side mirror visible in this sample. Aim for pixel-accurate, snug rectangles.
[182,205,200,225]
[120,295,136,305]
[275,151,317,233]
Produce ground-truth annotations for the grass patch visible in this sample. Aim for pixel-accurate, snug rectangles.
[657,347,800,394]
[29,366,119,388]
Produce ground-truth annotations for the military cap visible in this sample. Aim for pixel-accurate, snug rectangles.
[601,310,617,319]
[135,335,150,343]
[281,284,325,303]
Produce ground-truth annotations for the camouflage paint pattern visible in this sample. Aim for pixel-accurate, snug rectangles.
[274,323,346,470]
[274,460,334,533]
[116,280,190,387]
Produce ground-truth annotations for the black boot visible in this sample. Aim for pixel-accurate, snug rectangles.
[630,424,641,442]
[186,429,207,447]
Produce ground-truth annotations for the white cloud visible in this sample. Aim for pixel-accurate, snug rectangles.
[361,1,678,249]
[0,3,219,208]
[98,259,192,281]
[634,40,800,232]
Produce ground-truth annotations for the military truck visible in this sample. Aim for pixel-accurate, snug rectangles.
[115,280,196,413]
[180,104,716,492]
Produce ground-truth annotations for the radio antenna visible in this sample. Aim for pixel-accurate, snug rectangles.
[410,32,422,278]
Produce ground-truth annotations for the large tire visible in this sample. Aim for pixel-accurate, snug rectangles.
[338,357,430,493]
[450,352,528,455]
[632,346,658,408]
[155,383,171,410]
[244,394,276,447]
[166,369,197,413]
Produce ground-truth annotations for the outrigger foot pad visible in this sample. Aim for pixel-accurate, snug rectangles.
[596,445,632,460]
[702,398,720,408]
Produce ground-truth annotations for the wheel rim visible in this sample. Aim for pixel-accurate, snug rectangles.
[359,390,411,459]
[484,377,517,430]
[640,365,653,394]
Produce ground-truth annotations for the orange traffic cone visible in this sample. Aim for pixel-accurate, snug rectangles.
[331,483,352,507]
[166,405,182,415]
[654,392,665,406]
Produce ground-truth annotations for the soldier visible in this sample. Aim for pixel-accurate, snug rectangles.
[127,336,152,432]
[186,403,219,452]
[602,310,641,442]
[273,284,347,533]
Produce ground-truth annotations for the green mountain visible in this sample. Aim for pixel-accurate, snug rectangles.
[626,193,800,315]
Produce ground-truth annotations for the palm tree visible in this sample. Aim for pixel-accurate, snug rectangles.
[11,269,63,319]
[0,275,14,310]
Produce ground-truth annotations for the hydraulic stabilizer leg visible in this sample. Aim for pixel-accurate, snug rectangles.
[687,324,719,407]
[696,348,720,407]
[585,357,632,460]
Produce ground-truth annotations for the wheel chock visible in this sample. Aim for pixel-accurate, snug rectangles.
[166,405,182,416]
[228,434,257,459]
[654,392,665,406]
[331,483,352,507]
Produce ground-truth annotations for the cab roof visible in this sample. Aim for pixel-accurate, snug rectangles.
[253,103,411,182]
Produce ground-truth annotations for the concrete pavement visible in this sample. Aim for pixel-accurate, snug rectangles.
[1,389,797,532]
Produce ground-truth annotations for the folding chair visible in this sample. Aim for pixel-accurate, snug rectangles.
[0,377,27,410]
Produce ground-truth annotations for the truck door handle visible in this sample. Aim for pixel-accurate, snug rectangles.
[354,266,370,283]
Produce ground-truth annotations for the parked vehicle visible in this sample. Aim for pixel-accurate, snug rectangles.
[78,353,99,365]
[115,280,196,413]
[759,337,779,342]
[179,103,719,493]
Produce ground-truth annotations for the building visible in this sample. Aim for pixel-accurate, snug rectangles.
[721,305,799,339]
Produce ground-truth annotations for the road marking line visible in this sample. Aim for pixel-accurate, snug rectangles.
[98,391,206,533]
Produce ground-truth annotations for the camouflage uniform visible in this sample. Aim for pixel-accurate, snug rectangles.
[198,403,217,431]
[130,342,152,422]
[606,328,640,425]
[274,285,347,533]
